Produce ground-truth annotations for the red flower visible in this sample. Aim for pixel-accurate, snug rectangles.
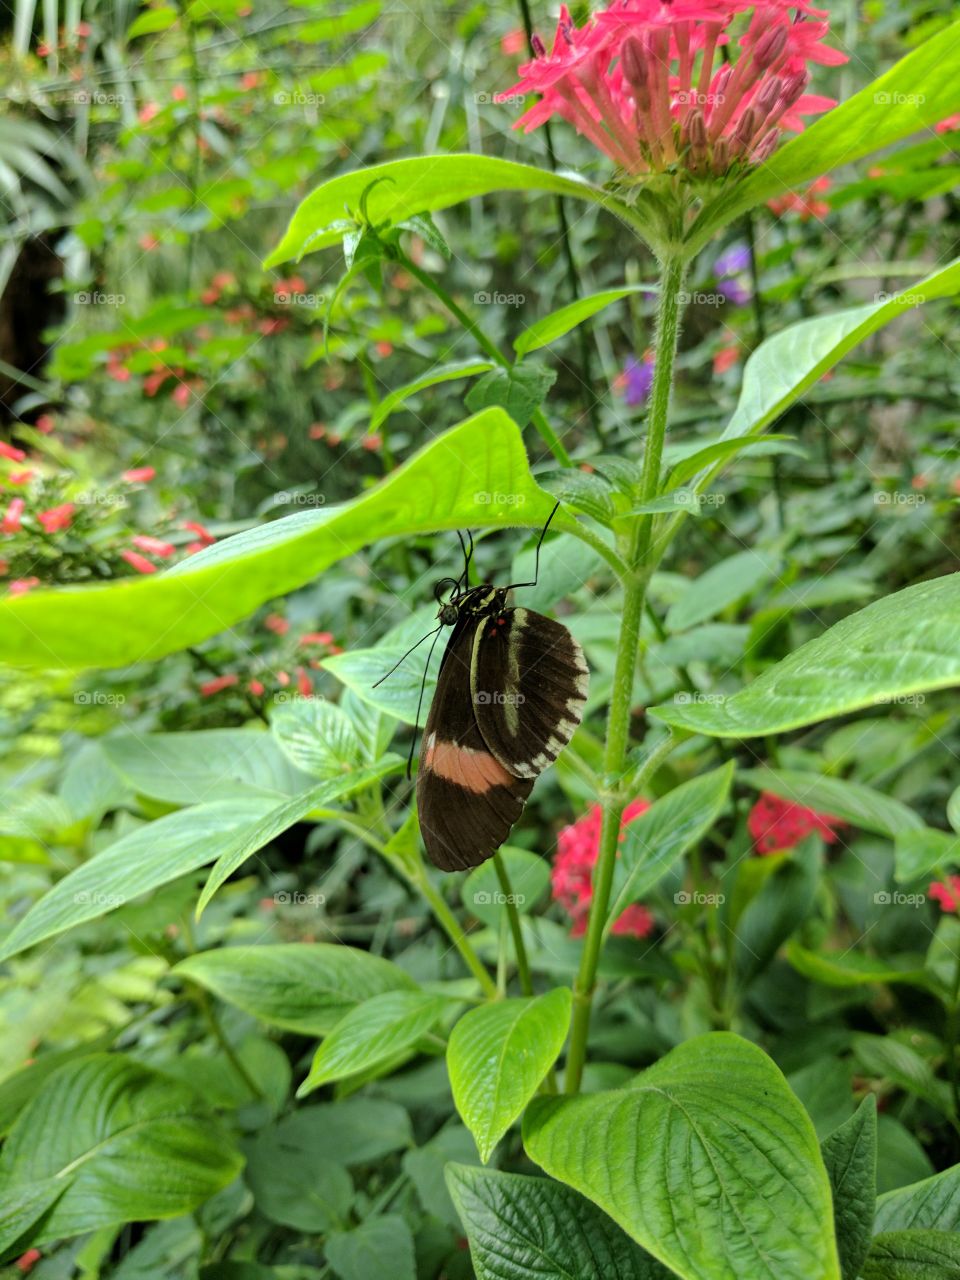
[264,613,290,635]
[8,577,39,596]
[0,441,26,462]
[935,113,960,134]
[498,1,845,178]
[2,498,25,533]
[713,344,740,374]
[552,799,654,937]
[120,549,157,575]
[930,877,960,912]
[768,175,831,218]
[34,414,55,434]
[37,502,75,533]
[502,28,527,56]
[123,466,155,483]
[362,433,383,452]
[747,791,844,854]
[138,102,160,124]
[15,1248,42,1274]
[8,470,34,484]
[248,679,266,696]
[200,673,239,696]
[309,422,327,440]
[132,534,176,558]
[299,631,334,646]
[182,520,214,545]
[297,667,313,696]
[172,83,188,102]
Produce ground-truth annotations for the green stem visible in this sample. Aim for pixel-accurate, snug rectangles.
[494,852,533,997]
[947,948,960,1122]
[565,252,688,1094]
[193,983,264,1100]
[415,867,499,1000]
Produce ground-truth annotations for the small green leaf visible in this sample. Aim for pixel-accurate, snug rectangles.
[299,991,450,1094]
[370,359,494,429]
[446,1164,672,1280]
[861,1230,960,1280]
[449,989,571,1162]
[666,434,802,489]
[733,844,819,987]
[513,285,656,358]
[244,1127,352,1233]
[853,1035,954,1119]
[739,768,923,840]
[326,1214,416,1280]
[875,1164,960,1234]
[786,942,932,992]
[270,698,362,777]
[666,550,779,633]
[523,1033,841,1280]
[174,943,417,1036]
[651,575,960,738]
[821,1098,877,1280]
[127,7,178,37]
[465,364,557,428]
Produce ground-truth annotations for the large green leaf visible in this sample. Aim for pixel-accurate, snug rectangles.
[0,1180,65,1260]
[244,1124,352,1233]
[523,1033,841,1280]
[739,768,923,840]
[821,1098,877,1280]
[0,1055,241,1243]
[325,1215,417,1280]
[861,1231,960,1280]
[173,943,418,1036]
[298,991,451,1094]
[0,799,276,962]
[894,827,960,885]
[0,410,560,671]
[446,1164,672,1280]
[650,575,960,738]
[687,22,960,250]
[265,155,608,267]
[607,764,733,924]
[448,988,571,1162]
[875,1165,960,1234]
[513,285,657,358]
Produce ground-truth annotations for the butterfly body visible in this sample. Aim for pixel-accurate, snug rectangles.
[417,583,588,872]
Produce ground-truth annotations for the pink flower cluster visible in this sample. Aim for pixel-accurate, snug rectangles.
[552,799,655,938]
[930,876,960,913]
[747,790,844,854]
[498,1,846,178]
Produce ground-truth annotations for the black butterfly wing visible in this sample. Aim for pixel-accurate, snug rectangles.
[471,606,588,779]
[417,615,533,872]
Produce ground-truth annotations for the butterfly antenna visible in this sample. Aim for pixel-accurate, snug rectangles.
[407,623,446,780]
[504,500,561,591]
[456,528,473,592]
[373,624,442,688]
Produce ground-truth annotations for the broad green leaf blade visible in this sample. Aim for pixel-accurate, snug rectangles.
[197,759,402,915]
[0,799,277,962]
[324,634,444,726]
[448,988,571,1162]
[325,1215,417,1280]
[0,1055,241,1243]
[894,828,960,885]
[513,285,657,358]
[270,699,363,778]
[721,260,960,442]
[244,1125,352,1233]
[102,729,313,805]
[0,1179,65,1260]
[298,992,450,1094]
[446,1164,673,1280]
[608,764,733,923]
[733,845,819,987]
[173,943,418,1036]
[861,1230,960,1280]
[853,1035,955,1119]
[821,1098,877,1280]
[687,22,960,250]
[875,1165,960,1234]
[370,359,495,429]
[666,435,802,489]
[739,768,923,840]
[786,942,932,992]
[523,1032,841,1280]
[266,1100,413,1167]
[666,550,779,633]
[650,575,960,738]
[0,409,560,671]
[265,156,607,267]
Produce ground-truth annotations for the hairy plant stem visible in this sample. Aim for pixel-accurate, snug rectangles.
[565,254,688,1093]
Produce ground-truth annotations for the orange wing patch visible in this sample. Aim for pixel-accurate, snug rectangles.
[424,734,515,793]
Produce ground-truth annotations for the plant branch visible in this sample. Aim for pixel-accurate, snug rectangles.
[493,852,533,997]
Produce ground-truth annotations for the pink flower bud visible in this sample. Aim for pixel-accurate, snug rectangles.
[752,24,788,71]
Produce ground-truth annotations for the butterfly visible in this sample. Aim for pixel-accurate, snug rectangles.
[380,504,589,872]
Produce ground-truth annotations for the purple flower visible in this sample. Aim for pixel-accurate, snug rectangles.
[719,277,753,306]
[623,356,654,407]
[715,243,752,278]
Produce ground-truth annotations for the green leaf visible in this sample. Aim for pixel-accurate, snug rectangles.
[0,799,276,962]
[173,943,417,1036]
[733,844,819,987]
[739,768,923,840]
[895,828,960,884]
[607,763,733,923]
[462,846,551,927]
[197,762,399,916]
[875,1165,960,1234]
[688,22,960,249]
[102,729,312,804]
[821,1098,877,1280]
[244,1127,352,1233]
[265,156,607,267]
[323,625,443,726]
[270,1099,412,1167]
[666,550,779,633]
[861,1230,960,1280]
[449,989,571,1162]
[853,1035,954,1119]
[298,991,450,1094]
[446,1164,673,1280]
[0,409,560,671]
[325,1215,416,1280]
[270,698,363,777]
[465,364,557,428]
[650,574,960,738]
[947,786,960,835]
[513,285,657,358]
[127,7,178,37]
[0,1179,65,1260]
[523,1033,841,1280]
[666,435,802,489]
[370,359,494,429]
[0,1055,241,1243]
[785,942,932,991]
